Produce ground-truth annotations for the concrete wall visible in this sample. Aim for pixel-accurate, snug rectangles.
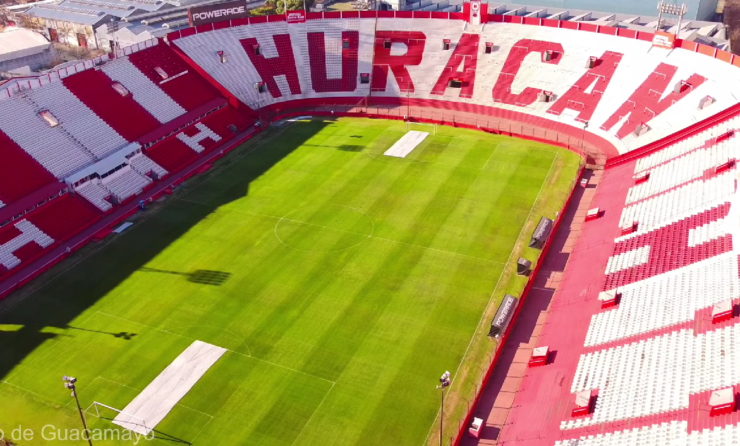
[0,46,56,73]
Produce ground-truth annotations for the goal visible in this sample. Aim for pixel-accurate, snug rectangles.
[86,401,149,433]
[405,121,437,135]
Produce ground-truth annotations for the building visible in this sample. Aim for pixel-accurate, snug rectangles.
[18,0,176,49]
[0,27,56,74]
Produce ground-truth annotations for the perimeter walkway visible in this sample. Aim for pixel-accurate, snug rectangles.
[460,168,602,445]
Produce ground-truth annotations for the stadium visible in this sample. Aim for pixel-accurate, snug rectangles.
[0,1,739,445]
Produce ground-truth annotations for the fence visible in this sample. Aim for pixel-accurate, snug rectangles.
[262,101,608,166]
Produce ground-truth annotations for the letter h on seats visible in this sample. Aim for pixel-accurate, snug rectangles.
[0,220,54,270]
[240,35,302,98]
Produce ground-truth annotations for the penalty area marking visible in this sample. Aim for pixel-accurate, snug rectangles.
[93,311,335,384]
[113,340,226,435]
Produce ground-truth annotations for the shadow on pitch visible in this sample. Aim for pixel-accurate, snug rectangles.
[138,267,232,286]
[98,417,192,445]
[337,144,364,152]
[0,120,329,383]
[67,326,138,340]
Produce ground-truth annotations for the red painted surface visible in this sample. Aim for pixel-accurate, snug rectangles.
[600,64,707,139]
[604,202,732,290]
[0,129,55,206]
[128,43,220,111]
[240,35,302,97]
[431,33,479,98]
[307,31,359,93]
[63,69,160,141]
[371,31,426,93]
[492,39,564,106]
[547,51,623,122]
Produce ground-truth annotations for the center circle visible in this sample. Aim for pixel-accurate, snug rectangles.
[274,204,374,253]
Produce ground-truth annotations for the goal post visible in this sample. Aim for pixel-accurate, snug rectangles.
[405,121,437,135]
[86,401,149,433]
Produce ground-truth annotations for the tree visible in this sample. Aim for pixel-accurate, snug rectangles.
[249,3,276,15]
[248,0,313,16]
[723,0,740,54]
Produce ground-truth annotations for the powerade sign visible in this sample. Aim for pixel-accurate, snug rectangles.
[286,11,306,23]
[488,294,519,338]
[188,0,249,27]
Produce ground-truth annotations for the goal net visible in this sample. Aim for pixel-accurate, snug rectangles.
[86,401,149,433]
[405,121,437,135]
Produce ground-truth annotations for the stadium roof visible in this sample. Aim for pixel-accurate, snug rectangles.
[22,0,170,25]
[22,3,113,25]
[0,28,51,63]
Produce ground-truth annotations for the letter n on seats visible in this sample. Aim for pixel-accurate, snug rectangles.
[0,220,54,270]
[600,63,706,139]
[548,51,623,122]
[240,35,302,98]
[371,31,426,93]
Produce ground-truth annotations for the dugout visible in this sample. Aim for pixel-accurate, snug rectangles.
[488,294,519,338]
[528,217,553,249]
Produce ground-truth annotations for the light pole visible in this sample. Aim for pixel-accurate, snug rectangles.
[581,121,589,161]
[406,81,411,122]
[437,371,451,446]
[63,376,93,446]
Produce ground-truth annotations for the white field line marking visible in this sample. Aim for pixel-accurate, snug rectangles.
[479,143,500,171]
[421,152,558,446]
[0,187,180,316]
[95,311,335,385]
[183,122,297,197]
[272,205,376,254]
[162,324,252,357]
[289,382,335,446]
[91,376,214,419]
[0,379,60,408]
[0,124,293,316]
[178,202,506,265]
[188,415,214,444]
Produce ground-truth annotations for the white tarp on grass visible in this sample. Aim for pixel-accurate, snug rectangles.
[112,340,226,435]
[383,131,429,158]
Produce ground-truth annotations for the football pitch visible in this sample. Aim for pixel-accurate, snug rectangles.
[0,118,580,445]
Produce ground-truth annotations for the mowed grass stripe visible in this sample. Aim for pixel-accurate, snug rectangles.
[0,118,579,445]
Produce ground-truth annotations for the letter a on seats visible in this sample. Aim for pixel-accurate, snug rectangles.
[431,34,479,98]
[600,63,706,139]
[240,35,302,98]
[371,31,426,93]
[492,39,564,106]
[0,220,54,270]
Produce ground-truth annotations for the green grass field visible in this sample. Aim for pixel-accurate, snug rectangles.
[0,118,580,446]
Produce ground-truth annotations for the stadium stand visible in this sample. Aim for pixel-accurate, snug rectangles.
[460,108,740,445]
[170,15,740,155]
[127,42,222,112]
[145,135,201,172]
[0,38,254,284]
[0,193,101,273]
[2,11,740,446]
[0,130,56,207]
